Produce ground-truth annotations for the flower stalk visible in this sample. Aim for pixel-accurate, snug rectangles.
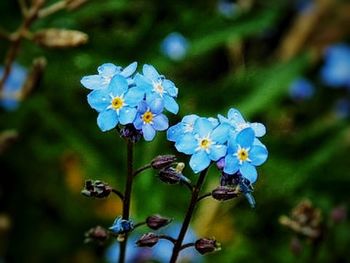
[169,167,209,263]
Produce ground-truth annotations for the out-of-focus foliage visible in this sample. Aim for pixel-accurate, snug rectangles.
[1,0,350,262]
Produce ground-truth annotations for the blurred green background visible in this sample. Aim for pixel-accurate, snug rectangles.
[1,0,350,262]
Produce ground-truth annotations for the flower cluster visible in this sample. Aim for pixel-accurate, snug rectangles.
[81,62,179,141]
[168,108,268,184]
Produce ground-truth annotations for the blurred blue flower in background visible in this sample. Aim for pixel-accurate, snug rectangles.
[106,224,202,263]
[134,64,179,114]
[217,0,239,18]
[133,98,169,141]
[81,62,137,90]
[87,75,144,131]
[289,78,315,101]
[320,44,350,89]
[224,127,268,184]
[161,32,189,61]
[0,63,27,111]
[173,117,229,173]
[334,98,350,119]
[294,0,314,13]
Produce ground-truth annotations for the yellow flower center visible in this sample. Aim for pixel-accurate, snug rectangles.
[237,148,249,162]
[142,111,154,124]
[199,138,211,150]
[111,97,124,110]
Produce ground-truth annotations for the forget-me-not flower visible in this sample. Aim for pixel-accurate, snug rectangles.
[161,32,189,61]
[81,62,137,90]
[133,98,169,141]
[134,64,179,114]
[173,117,229,173]
[87,75,144,131]
[218,108,266,137]
[0,63,27,111]
[320,44,350,89]
[109,216,134,235]
[224,127,268,184]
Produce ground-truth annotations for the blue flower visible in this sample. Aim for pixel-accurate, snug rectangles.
[289,78,315,101]
[87,75,144,131]
[0,63,27,111]
[334,98,350,119]
[224,128,268,184]
[81,62,137,90]
[320,44,350,88]
[109,217,134,234]
[173,117,229,173]
[161,32,189,61]
[133,98,169,141]
[217,0,239,18]
[134,64,179,114]
[105,223,202,263]
[218,108,266,137]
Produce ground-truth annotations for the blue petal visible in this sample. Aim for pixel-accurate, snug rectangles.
[98,63,118,76]
[250,122,266,137]
[134,73,152,92]
[81,75,105,90]
[227,108,245,124]
[236,128,254,148]
[120,62,137,78]
[163,95,179,114]
[194,118,214,137]
[227,137,238,154]
[163,79,178,97]
[189,151,211,173]
[175,133,197,155]
[250,145,268,166]
[87,89,110,112]
[182,114,199,124]
[208,145,227,161]
[149,98,164,114]
[119,107,137,125]
[143,64,160,81]
[137,100,148,113]
[133,114,143,129]
[217,114,229,124]
[211,123,230,143]
[124,87,145,107]
[223,154,239,174]
[97,110,119,132]
[152,114,168,131]
[208,117,219,127]
[142,124,156,141]
[240,163,258,184]
[167,123,183,142]
[109,75,128,96]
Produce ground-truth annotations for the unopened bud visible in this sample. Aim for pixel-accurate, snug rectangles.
[211,186,239,201]
[146,215,172,230]
[81,180,112,198]
[109,217,134,235]
[119,124,142,143]
[151,155,177,169]
[195,238,221,255]
[136,233,159,247]
[33,29,88,48]
[84,226,109,245]
[158,167,181,184]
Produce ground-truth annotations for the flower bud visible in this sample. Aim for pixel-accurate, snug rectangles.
[211,186,238,201]
[84,226,109,245]
[158,167,182,184]
[109,217,134,235]
[119,124,142,143]
[146,215,172,230]
[151,155,177,169]
[136,233,159,247]
[33,29,88,48]
[81,180,112,198]
[194,238,221,255]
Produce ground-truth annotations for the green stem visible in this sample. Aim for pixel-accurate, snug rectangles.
[118,140,134,263]
[169,168,209,263]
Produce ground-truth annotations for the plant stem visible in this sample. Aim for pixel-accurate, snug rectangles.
[159,234,177,244]
[111,189,124,201]
[197,192,212,203]
[133,164,152,178]
[169,168,208,263]
[180,242,195,251]
[118,140,134,263]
